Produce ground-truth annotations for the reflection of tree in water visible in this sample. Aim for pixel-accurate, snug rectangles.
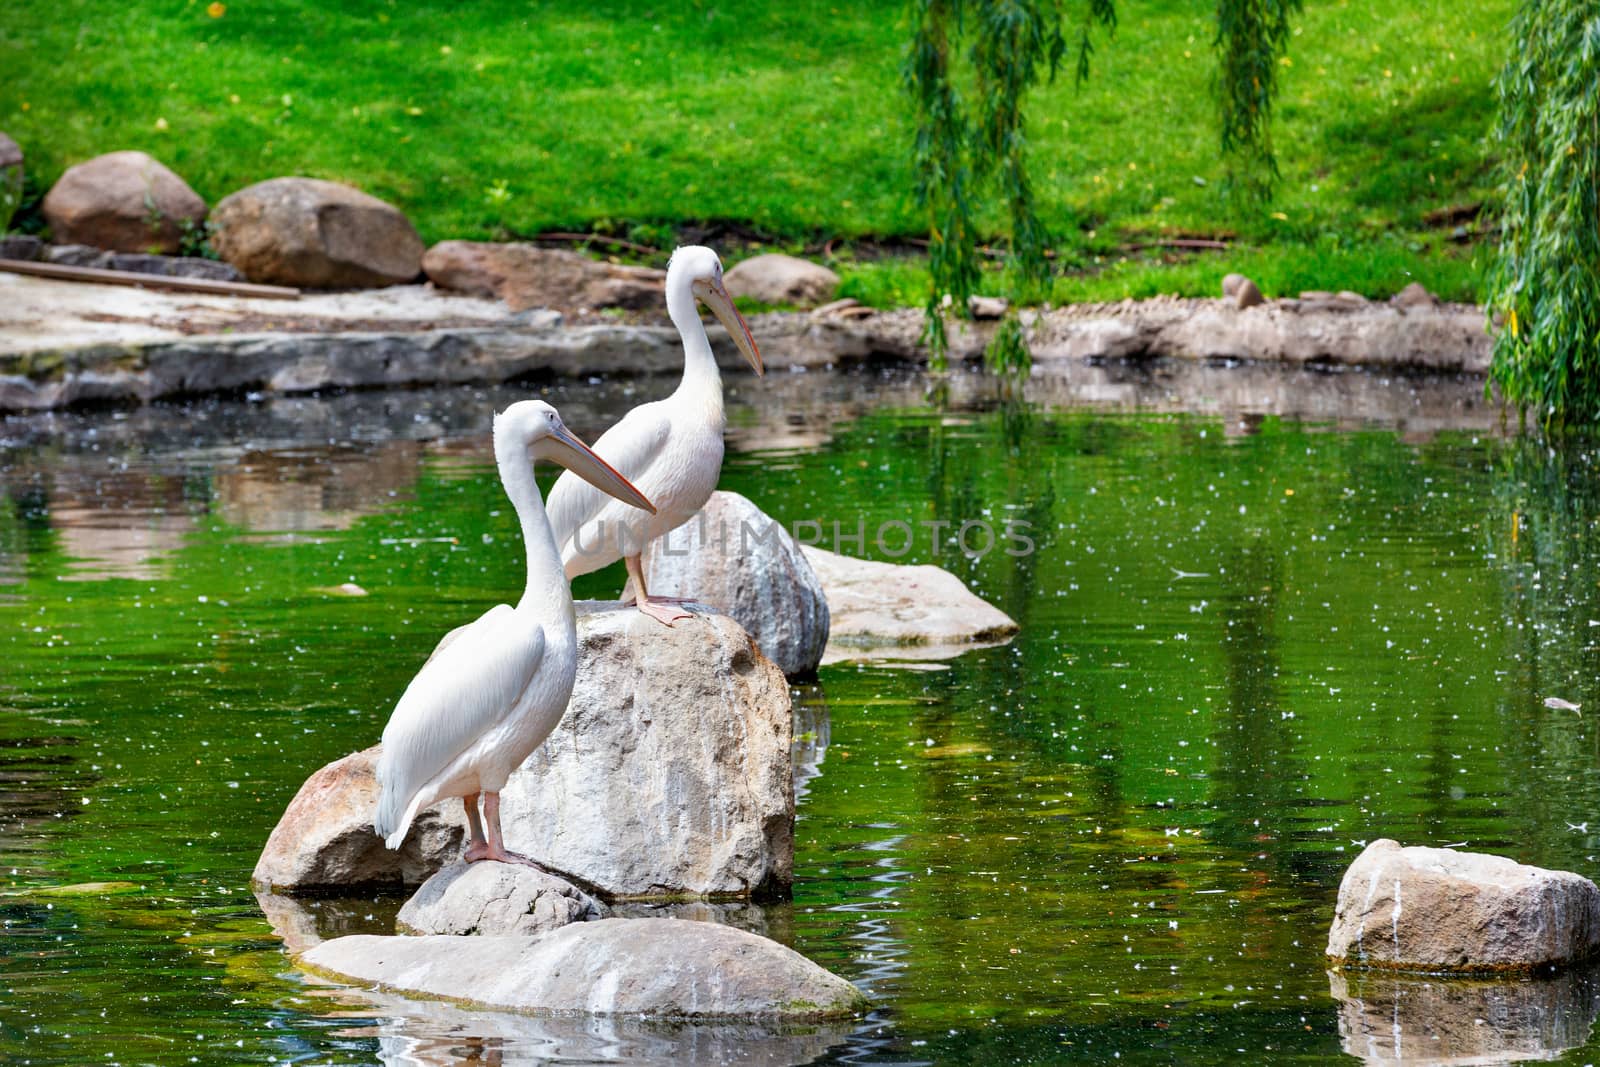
[1207,537,1313,886]
[1485,440,1600,866]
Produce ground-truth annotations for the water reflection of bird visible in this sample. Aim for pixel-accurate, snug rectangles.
[546,245,763,625]
[373,400,654,863]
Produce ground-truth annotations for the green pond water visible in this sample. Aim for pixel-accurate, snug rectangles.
[3,364,1600,1065]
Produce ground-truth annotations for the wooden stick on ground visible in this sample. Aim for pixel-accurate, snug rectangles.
[0,258,301,300]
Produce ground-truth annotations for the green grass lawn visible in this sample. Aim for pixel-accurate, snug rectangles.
[1,0,1513,305]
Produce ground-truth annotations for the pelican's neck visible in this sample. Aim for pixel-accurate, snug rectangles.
[666,270,723,409]
[495,433,574,628]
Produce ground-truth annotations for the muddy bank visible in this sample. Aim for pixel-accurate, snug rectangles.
[0,273,1491,412]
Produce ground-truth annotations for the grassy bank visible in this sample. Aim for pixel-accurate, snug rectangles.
[2,0,1511,304]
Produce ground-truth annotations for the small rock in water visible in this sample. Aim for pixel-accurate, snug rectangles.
[1327,839,1600,972]
[397,861,606,937]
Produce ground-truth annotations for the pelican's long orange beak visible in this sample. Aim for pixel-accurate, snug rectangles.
[698,278,764,375]
[542,423,655,514]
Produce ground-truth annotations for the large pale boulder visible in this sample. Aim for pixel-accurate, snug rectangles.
[1327,839,1600,972]
[211,177,423,288]
[724,254,839,306]
[501,603,793,900]
[1329,967,1600,1066]
[300,919,866,1020]
[397,860,606,937]
[422,241,664,313]
[800,545,1018,658]
[40,151,206,254]
[636,491,829,678]
[251,748,468,892]
[254,605,792,899]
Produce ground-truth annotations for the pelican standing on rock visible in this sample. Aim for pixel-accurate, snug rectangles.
[546,245,763,625]
[373,400,655,863]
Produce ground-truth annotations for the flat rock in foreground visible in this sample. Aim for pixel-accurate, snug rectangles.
[801,545,1017,656]
[300,918,866,1020]
[397,860,607,937]
[1326,839,1600,972]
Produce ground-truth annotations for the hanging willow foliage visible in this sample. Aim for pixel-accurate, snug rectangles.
[1486,1,1600,429]
[904,0,1114,372]
[1213,0,1301,196]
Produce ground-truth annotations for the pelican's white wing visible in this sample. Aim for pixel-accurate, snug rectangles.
[545,399,673,552]
[373,603,543,846]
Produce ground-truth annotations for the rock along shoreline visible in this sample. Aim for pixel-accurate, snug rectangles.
[0,272,1492,414]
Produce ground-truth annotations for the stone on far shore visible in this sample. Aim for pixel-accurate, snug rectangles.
[40,151,207,255]
[211,176,423,289]
[300,918,866,1021]
[1326,838,1600,972]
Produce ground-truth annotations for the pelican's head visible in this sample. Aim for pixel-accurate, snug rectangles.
[670,245,764,375]
[496,400,655,514]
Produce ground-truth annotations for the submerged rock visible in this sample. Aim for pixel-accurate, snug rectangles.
[300,918,866,1020]
[1329,966,1600,1066]
[636,491,830,678]
[41,151,207,254]
[252,748,468,892]
[255,605,792,899]
[397,860,606,937]
[800,545,1017,656]
[500,603,794,900]
[1326,839,1600,972]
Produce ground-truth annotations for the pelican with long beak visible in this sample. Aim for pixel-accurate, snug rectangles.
[374,400,655,864]
[546,245,763,624]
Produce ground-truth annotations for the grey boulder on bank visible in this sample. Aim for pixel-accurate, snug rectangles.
[300,918,866,1020]
[211,177,424,288]
[1326,838,1600,972]
[636,490,830,678]
[253,603,793,900]
[724,253,839,307]
[423,241,665,313]
[40,151,207,255]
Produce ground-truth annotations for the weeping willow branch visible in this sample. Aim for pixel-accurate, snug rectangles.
[1213,0,1301,197]
[1486,1,1600,428]
[904,0,1113,372]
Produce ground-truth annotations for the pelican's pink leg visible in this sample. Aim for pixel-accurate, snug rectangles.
[471,791,540,867]
[461,792,492,862]
[623,555,694,626]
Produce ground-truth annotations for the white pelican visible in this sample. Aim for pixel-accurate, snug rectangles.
[373,400,654,863]
[545,245,763,625]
